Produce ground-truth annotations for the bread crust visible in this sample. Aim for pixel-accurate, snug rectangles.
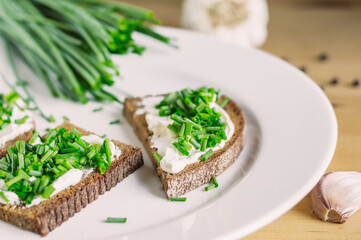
[123,95,246,198]
[0,121,143,236]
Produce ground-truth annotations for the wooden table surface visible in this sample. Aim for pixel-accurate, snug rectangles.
[122,0,361,238]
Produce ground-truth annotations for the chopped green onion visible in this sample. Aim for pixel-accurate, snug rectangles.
[32,180,41,194]
[200,137,208,152]
[189,138,201,149]
[0,192,9,203]
[153,152,162,164]
[40,150,57,163]
[14,116,29,124]
[104,139,112,164]
[205,176,219,191]
[18,169,30,180]
[172,142,189,156]
[48,115,56,123]
[37,176,50,194]
[63,116,70,121]
[110,120,121,125]
[29,170,42,177]
[25,192,35,204]
[178,123,186,137]
[93,107,103,112]
[205,183,216,191]
[219,97,230,108]
[0,125,125,205]
[16,140,26,155]
[167,125,178,135]
[29,131,40,144]
[205,126,224,131]
[70,128,82,138]
[169,197,187,202]
[42,185,55,199]
[170,114,184,123]
[212,176,219,187]
[101,134,107,138]
[201,149,213,161]
[184,122,193,135]
[5,175,23,187]
[106,217,127,223]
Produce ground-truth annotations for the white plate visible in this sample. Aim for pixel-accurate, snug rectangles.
[0,27,337,240]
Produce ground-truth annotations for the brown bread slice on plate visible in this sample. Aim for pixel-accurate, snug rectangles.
[124,95,246,198]
[0,121,143,236]
[0,122,35,158]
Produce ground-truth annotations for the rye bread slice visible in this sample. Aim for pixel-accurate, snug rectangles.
[124,95,246,198]
[0,121,143,236]
[0,122,35,158]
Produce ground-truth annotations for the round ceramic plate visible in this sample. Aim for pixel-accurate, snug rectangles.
[0,27,337,240]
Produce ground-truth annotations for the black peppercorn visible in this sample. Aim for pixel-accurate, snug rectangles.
[352,78,360,87]
[330,77,339,85]
[299,66,307,73]
[318,52,329,61]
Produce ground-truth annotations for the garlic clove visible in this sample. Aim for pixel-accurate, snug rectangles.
[311,171,361,223]
[181,0,269,48]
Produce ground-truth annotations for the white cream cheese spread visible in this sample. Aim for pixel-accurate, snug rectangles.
[0,179,20,205]
[139,96,235,174]
[0,100,34,148]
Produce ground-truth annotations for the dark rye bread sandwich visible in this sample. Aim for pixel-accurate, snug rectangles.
[124,94,246,198]
[0,121,143,236]
[0,123,35,157]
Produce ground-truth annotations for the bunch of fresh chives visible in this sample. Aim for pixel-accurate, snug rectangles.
[0,0,171,104]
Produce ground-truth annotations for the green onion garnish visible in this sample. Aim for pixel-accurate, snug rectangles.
[106,217,127,223]
[201,149,213,161]
[0,192,9,203]
[155,87,229,156]
[14,116,29,125]
[169,197,187,202]
[200,137,208,152]
[172,142,189,156]
[101,134,107,138]
[25,192,35,205]
[63,116,70,121]
[205,184,216,191]
[0,127,113,204]
[153,152,162,164]
[205,176,219,191]
[212,176,219,187]
[110,120,121,125]
[48,115,56,123]
[104,139,112,164]
[5,175,23,187]
[93,107,103,112]
[29,130,40,144]
[42,185,55,199]
[219,97,230,108]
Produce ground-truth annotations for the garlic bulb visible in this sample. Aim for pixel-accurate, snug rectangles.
[311,171,361,223]
[181,0,269,48]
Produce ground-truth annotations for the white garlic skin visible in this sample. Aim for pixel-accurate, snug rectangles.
[311,171,361,223]
[181,0,269,48]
